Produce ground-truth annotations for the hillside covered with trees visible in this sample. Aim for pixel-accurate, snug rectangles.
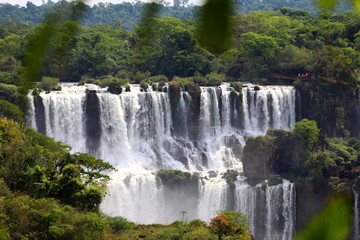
[0,0,355,29]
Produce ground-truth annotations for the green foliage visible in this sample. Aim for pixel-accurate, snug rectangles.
[0,83,18,102]
[0,100,23,122]
[267,174,283,186]
[189,219,207,228]
[40,77,60,91]
[151,82,158,91]
[205,72,225,86]
[230,82,242,92]
[156,169,199,187]
[0,190,109,240]
[107,77,129,94]
[98,76,128,89]
[140,81,149,91]
[222,169,239,190]
[328,176,351,193]
[155,220,219,240]
[181,226,218,240]
[124,84,131,92]
[328,142,352,162]
[242,135,275,179]
[191,72,206,86]
[303,152,335,180]
[77,212,108,240]
[110,216,134,233]
[292,119,320,151]
[209,210,251,240]
[157,81,166,91]
[2,3,360,91]
[0,118,114,212]
[149,75,168,83]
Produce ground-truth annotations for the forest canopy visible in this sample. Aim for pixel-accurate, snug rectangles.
[1,3,360,86]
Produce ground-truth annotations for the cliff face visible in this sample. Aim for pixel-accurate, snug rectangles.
[241,122,360,231]
[298,81,360,138]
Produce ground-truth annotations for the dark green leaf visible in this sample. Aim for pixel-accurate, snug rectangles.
[200,0,232,52]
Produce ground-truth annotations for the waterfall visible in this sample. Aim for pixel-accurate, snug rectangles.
[38,85,87,153]
[26,93,37,129]
[27,83,297,239]
[102,170,162,224]
[242,85,296,136]
[198,177,228,221]
[353,187,360,240]
[234,179,295,240]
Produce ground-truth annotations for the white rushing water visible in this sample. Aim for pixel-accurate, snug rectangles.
[27,83,297,239]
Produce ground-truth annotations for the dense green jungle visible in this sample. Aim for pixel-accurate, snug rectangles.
[1,0,360,239]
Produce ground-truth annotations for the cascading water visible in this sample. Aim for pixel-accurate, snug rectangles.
[27,82,297,239]
[353,186,360,240]
[234,179,295,240]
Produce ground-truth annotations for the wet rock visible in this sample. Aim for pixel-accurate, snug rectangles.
[208,170,217,178]
[201,152,208,168]
[179,156,189,170]
[224,134,243,158]
[196,165,204,171]
[123,175,132,188]
[254,86,260,91]
[85,89,97,94]
[108,82,123,94]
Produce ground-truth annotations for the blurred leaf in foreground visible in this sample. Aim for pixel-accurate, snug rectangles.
[137,2,161,46]
[23,0,87,90]
[294,196,353,240]
[200,0,232,52]
[351,0,360,11]
[317,0,360,11]
[23,15,58,90]
[317,0,337,10]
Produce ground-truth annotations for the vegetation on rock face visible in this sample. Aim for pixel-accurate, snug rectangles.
[242,119,360,182]
[242,135,276,179]
[156,169,199,187]
[230,82,242,93]
[242,118,360,230]
[222,169,239,190]
[40,77,61,92]
[293,119,320,152]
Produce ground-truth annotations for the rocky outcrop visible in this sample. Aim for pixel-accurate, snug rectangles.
[298,82,359,138]
[242,135,276,180]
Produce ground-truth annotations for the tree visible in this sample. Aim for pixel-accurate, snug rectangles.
[0,118,114,211]
[209,211,251,239]
[292,118,320,151]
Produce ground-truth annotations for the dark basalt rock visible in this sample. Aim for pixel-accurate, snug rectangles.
[85,89,97,94]
[224,134,242,159]
[179,156,189,170]
[254,86,260,91]
[108,83,123,94]
[201,152,208,168]
[208,170,217,178]
[242,135,276,179]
